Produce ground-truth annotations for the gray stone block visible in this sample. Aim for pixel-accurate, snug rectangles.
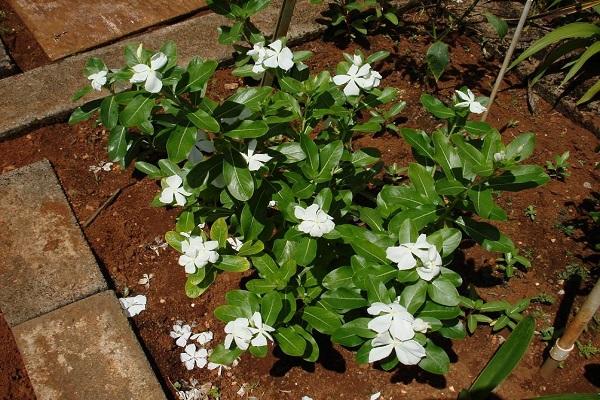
[0,160,106,326]
[0,38,17,78]
[13,290,166,400]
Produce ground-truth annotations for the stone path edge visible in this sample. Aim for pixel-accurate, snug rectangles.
[0,0,327,139]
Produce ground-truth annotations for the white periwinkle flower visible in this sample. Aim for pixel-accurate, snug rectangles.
[248,312,275,347]
[412,318,431,333]
[493,151,506,163]
[333,60,382,96]
[224,317,253,350]
[191,330,214,346]
[178,236,220,274]
[160,175,192,207]
[386,234,431,270]
[263,39,294,71]
[170,324,193,347]
[119,295,147,317]
[88,70,107,91]
[416,246,442,281]
[130,52,168,93]
[367,302,416,340]
[455,89,487,114]
[247,42,268,74]
[242,139,272,171]
[188,131,215,164]
[368,331,426,365]
[294,204,335,237]
[227,237,244,252]
[180,343,208,370]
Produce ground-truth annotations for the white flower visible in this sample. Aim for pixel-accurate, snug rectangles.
[367,302,415,340]
[119,295,147,317]
[130,52,168,93]
[412,318,430,333]
[224,317,253,350]
[227,237,244,252]
[386,234,431,270]
[333,61,382,96]
[180,343,208,370]
[416,246,442,281]
[188,131,215,164]
[242,139,272,171]
[493,151,506,162]
[138,273,154,289]
[170,324,193,347]
[248,312,275,347]
[301,397,313,400]
[368,331,426,365]
[191,330,213,346]
[178,236,220,274]
[207,360,230,376]
[268,200,277,208]
[247,42,267,74]
[294,204,335,237]
[455,89,487,114]
[176,388,205,400]
[160,175,192,207]
[88,70,107,91]
[371,393,381,400]
[263,39,295,71]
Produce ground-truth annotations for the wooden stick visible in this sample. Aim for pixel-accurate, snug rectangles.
[540,278,600,377]
[260,0,298,88]
[481,0,534,122]
[82,182,135,228]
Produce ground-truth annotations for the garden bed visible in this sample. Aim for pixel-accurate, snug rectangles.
[1,32,598,399]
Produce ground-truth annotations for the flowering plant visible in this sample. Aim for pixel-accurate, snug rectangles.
[72,39,548,374]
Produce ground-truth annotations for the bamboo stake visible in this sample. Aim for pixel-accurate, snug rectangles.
[481,0,534,121]
[260,0,297,88]
[540,278,600,377]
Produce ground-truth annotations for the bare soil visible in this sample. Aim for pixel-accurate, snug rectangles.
[0,34,598,400]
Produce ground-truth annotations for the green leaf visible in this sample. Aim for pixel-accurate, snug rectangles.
[399,280,428,314]
[321,288,368,310]
[401,128,435,159]
[426,41,450,82]
[274,327,307,357]
[323,266,355,290]
[408,163,439,204]
[209,344,243,365]
[100,96,119,130]
[419,340,450,374]
[183,58,218,92]
[185,267,217,298]
[223,148,254,201]
[224,120,269,139]
[251,254,279,279]
[295,237,317,267]
[418,301,461,320]
[167,123,197,163]
[119,95,154,128]
[292,325,320,362]
[261,292,283,326]
[487,165,550,191]
[510,22,600,69]
[577,78,600,105]
[210,217,228,248]
[237,240,264,257]
[300,134,319,177]
[432,130,460,179]
[107,126,129,166]
[465,317,535,400]
[428,278,460,306]
[316,140,343,183]
[216,255,250,272]
[187,108,220,132]
[302,306,342,335]
[359,207,384,232]
[485,13,508,38]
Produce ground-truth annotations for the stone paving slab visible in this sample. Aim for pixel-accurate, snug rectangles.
[0,38,17,78]
[0,160,106,326]
[6,0,206,60]
[0,0,326,139]
[13,290,166,400]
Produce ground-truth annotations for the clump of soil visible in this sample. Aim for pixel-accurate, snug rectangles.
[0,34,598,400]
[0,311,36,400]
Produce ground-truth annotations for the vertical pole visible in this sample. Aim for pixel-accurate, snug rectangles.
[481,0,533,121]
[260,0,298,88]
[539,278,600,377]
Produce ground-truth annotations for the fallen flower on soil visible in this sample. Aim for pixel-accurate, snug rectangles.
[180,343,208,370]
[138,273,154,289]
[191,330,214,346]
[171,324,193,347]
[119,295,147,317]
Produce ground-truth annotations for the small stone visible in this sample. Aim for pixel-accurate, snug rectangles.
[224,82,239,90]
[190,303,195,308]
[550,238,556,243]
[535,282,540,286]
[159,298,166,304]
[558,289,565,295]
[583,182,592,189]
[449,386,455,392]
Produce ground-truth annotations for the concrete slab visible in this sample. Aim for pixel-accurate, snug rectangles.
[13,290,166,400]
[6,0,205,61]
[0,160,106,326]
[0,0,326,139]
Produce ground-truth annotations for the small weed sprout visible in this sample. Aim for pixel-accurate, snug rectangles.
[546,151,570,180]
[531,293,555,305]
[524,205,537,221]
[576,341,600,359]
[558,263,589,281]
